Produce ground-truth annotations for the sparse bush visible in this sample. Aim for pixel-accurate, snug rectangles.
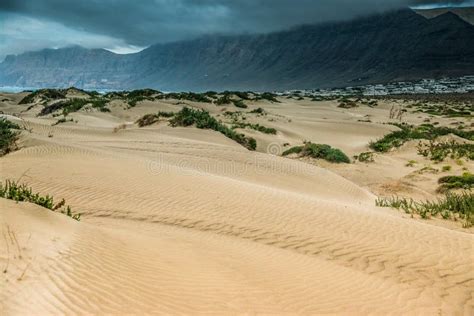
[232,100,248,109]
[136,111,175,127]
[170,107,256,150]
[0,179,81,221]
[0,118,20,156]
[39,98,110,116]
[376,192,473,227]
[406,160,417,167]
[338,100,358,108]
[19,89,66,104]
[417,140,474,162]
[438,173,474,192]
[250,107,266,115]
[283,142,350,163]
[370,124,474,153]
[354,152,375,163]
[52,117,74,126]
[442,165,452,172]
[256,92,280,103]
[215,94,232,105]
[232,122,277,134]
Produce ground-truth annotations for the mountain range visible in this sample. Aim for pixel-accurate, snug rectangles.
[1,8,473,91]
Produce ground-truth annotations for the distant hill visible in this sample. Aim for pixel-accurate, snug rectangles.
[1,9,473,91]
[415,7,474,25]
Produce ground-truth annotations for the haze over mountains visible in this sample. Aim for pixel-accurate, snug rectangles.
[1,8,473,91]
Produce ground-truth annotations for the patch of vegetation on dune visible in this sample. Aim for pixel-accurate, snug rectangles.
[249,107,267,115]
[156,92,213,103]
[232,100,248,109]
[417,140,474,162]
[19,89,67,104]
[438,173,474,193]
[170,107,256,150]
[0,179,81,221]
[338,99,358,108]
[407,101,472,118]
[369,123,474,153]
[376,192,473,227]
[0,118,20,156]
[282,142,350,163]
[354,152,375,163]
[215,94,232,105]
[39,98,110,116]
[255,92,280,103]
[232,122,277,135]
[104,89,160,107]
[136,111,175,127]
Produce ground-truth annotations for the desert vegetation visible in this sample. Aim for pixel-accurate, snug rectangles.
[136,111,175,127]
[255,92,280,103]
[417,140,474,162]
[232,100,248,109]
[354,152,375,163]
[376,192,473,227]
[39,98,110,116]
[283,142,350,163]
[0,179,81,221]
[249,107,267,115]
[232,122,277,134]
[370,123,474,152]
[0,118,20,156]
[437,173,474,192]
[170,107,257,150]
[338,99,358,109]
[19,88,67,104]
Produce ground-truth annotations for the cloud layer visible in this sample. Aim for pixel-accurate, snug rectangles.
[0,0,472,60]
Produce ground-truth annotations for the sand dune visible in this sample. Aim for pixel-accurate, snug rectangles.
[1,94,473,314]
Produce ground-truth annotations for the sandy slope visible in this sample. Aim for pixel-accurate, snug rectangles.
[1,95,473,314]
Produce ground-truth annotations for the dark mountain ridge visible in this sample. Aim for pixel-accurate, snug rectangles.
[1,9,473,91]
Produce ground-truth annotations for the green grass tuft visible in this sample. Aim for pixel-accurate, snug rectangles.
[438,173,474,192]
[417,140,474,162]
[0,180,81,221]
[376,192,473,227]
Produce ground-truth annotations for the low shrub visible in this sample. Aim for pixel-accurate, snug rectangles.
[0,118,20,156]
[354,152,375,163]
[170,107,256,150]
[283,142,350,163]
[52,117,74,126]
[136,111,175,127]
[256,92,280,103]
[232,100,248,109]
[250,107,266,115]
[39,98,110,116]
[376,192,473,227]
[438,173,474,192]
[215,94,232,105]
[232,122,277,134]
[0,179,81,221]
[370,124,474,153]
[417,140,474,162]
[19,89,66,104]
[338,100,358,108]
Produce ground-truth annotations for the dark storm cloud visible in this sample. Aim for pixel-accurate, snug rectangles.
[1,0,470,46]
[0,0,472,60]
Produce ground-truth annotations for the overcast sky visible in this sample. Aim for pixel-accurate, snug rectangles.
[0,0,472,61]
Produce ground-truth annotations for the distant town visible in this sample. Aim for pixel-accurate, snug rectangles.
[283,76,474,96]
